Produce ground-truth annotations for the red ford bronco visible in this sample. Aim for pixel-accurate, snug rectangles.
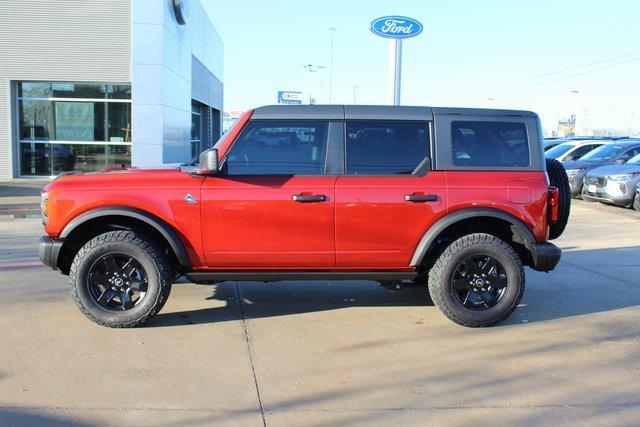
[38,105,570,328]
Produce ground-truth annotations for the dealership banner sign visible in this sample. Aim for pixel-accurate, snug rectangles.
[278,91,303,105]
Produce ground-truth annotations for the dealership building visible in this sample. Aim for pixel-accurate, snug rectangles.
[0,0,223,179]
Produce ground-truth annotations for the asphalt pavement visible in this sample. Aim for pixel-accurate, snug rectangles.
[0,200,639,426]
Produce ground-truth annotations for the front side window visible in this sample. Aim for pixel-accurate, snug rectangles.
[346,121,429,175]
[452,121,529,167]
[225,120,327,175]
[568,144,600,161]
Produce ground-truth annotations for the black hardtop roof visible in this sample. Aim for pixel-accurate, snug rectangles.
[251,105,539,120]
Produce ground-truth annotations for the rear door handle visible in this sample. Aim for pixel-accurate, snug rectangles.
[292,194,327,203]
[405,194,438,202]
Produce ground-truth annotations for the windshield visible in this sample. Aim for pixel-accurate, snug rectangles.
[181,118,242,166]
[627,153,640,165]
[545,143,574,158]
[580,144,626,162]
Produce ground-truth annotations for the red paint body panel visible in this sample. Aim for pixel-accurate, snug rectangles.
[335,173,447,267]
[44,169,207,268]
[200,176,336,267]
[444,171,550,242]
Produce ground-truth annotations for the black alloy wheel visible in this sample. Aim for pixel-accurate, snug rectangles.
[88,253,148,311]
[451,255,507,310]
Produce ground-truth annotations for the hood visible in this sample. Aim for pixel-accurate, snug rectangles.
[562,159,609,171]
[587,164,640,178]
[43,166,185,192]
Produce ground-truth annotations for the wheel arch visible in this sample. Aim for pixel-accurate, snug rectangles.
[410,208,537,268]
[57,207,191,274]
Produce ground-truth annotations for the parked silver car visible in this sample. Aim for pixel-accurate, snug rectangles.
[582,153,640,207]
[545,139,608,162]
[563,140,640,197]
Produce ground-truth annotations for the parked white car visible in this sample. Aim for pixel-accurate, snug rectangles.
[545,139,611,162]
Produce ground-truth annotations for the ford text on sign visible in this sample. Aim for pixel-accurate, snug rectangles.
[370,16,423,39]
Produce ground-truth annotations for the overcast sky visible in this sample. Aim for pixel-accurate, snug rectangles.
[204,0,640,132]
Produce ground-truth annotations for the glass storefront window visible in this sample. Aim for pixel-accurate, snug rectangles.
[19,142,132,176]
[17,81,131,176]
[108,102,132,142]
[191,103,203,159]
[19,82,131,100]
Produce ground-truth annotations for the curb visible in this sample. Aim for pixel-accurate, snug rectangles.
[0,206,40,221]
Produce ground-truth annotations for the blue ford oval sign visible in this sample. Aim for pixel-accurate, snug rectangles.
[370,16,423,39]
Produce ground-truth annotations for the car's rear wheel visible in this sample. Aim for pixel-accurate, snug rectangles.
[69,231,172,328]
[428,233,524,327]
[546,158,571,239]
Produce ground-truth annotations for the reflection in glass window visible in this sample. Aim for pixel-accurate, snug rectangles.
[17,81,131,176]
[346,121,429,175]
[452,121,530,167]
[19,100,54,140]
[108,103,131,142]
[225,120,327,175]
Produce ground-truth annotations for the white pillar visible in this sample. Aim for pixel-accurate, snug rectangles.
[387,39,402,105]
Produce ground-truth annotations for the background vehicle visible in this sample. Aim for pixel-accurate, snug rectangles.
[545,139,609,162]
[583,153,640,207]
[544,137,571,151]
[562,140,640,197]
[38,105,568,329]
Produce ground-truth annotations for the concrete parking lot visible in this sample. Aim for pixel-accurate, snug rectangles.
[0,200,639,426]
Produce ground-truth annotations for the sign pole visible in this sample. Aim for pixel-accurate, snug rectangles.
[394,38,402,105]
[374,16,421,105]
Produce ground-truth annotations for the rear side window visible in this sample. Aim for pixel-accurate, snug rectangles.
[451,121,529,167]
[225,120,327,175]
[346,121,429,175]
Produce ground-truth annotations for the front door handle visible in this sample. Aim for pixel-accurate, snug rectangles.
[292,194,327,203]
[405,194,438,202]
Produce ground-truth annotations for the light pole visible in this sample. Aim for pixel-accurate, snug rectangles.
[571,90,580,136]
[303,64,325,104]
[329,27,337,104]
[348,85,359,104]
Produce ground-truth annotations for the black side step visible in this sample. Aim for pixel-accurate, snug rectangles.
[186,271,417,282]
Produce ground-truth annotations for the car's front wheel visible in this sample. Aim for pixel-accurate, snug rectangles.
[428,233,525,327]
[68,231,172,328]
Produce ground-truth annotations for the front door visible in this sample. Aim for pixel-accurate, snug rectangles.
[335,120,446,268]
[201,119,335,268]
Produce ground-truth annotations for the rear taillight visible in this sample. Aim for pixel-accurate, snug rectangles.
[548,186,559,223]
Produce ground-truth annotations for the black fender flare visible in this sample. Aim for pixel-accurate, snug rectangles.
[60,206,191,269]
[409,208,536,267]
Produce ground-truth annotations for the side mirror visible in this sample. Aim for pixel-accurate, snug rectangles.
[198,148,219,175]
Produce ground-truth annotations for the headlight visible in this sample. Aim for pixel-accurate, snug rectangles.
[607,172,639,181]
[41,192,49,224]
[565,168,585,177]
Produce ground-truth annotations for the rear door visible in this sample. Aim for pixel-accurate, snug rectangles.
[201,119,339,268]
[335,119,446,268]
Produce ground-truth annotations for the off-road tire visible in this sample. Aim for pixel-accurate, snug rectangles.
[428,233,525,327]
[68,231,172,328]
[546,158,571,239]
